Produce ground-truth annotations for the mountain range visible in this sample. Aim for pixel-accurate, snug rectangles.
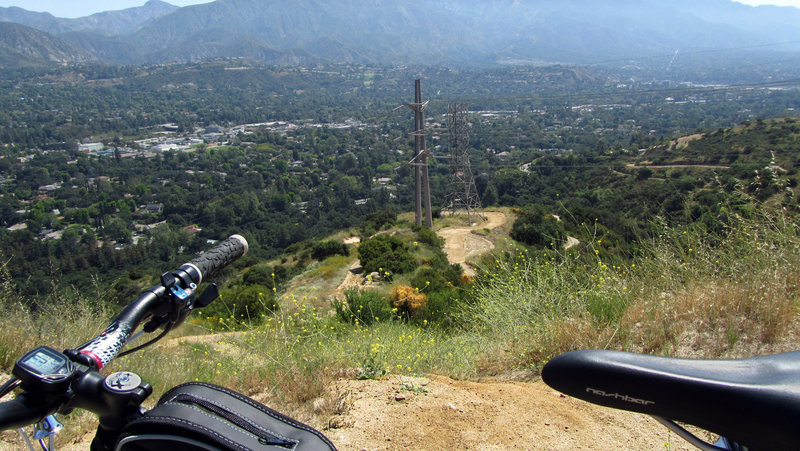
[1,0,800,68]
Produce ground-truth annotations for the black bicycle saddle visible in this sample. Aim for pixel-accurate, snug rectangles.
[542,350,800,450]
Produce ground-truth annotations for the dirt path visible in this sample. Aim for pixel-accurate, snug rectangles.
[328,375,693,450]
[626,163,730,169]
[438,211,507,275]
[333,260,368,299]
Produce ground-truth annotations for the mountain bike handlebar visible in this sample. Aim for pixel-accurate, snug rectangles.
[0,394,45,431]
[0,235,248,445]
[71,234,248,370]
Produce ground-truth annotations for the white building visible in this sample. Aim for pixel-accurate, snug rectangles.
[78,143,104,152]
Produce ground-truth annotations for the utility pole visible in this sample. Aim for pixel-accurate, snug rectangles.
[406,79,433,228]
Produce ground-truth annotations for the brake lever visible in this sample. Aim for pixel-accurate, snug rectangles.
[194,283,219,308]
[143,273,198,332]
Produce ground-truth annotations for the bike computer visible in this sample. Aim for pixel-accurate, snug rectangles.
[13,346,76,393]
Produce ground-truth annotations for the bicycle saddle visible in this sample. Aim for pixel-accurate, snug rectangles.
[542,350,800,450]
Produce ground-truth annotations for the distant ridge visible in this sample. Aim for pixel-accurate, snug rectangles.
[1,0,799,67]
[0,22,97,66]
[0,1,178,36]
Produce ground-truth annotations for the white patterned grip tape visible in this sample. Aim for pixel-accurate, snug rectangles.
[79,322,132,369]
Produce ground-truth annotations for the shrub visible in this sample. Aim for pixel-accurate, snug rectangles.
[311,240,349,261]
[361,208,397,234]
[333,288,393,325]
[410,265,464,325]
[413,224,444,248]
[242,264,275,288]
[409,265,461,293]
[201,284,278,328]
[357,235,416,274]
[421,288,462,327]
[390,285,427,319]
[511,205,567,248]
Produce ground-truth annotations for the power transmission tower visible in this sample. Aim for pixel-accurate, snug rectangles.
[443,103,482,224]
[405,79,433,228]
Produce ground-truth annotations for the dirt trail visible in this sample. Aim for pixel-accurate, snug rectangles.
[328,375,693,450]
[438,211,507,275]
[334,260,365,298]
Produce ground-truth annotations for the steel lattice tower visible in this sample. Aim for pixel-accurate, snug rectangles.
[443,103,482,223]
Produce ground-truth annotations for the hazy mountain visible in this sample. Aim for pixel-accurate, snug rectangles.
[0,22,97,66]
[0,7,73,35]
[62,0,178,35]
[0,0,178,36]
[2,0,800,67]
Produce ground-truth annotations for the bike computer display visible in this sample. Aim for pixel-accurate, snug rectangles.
[13,346,76,393]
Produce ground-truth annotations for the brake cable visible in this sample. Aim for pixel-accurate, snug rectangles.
[0,377,20,399]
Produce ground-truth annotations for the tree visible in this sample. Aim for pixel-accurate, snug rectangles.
[482,183,498,207]
[104,217,131,243]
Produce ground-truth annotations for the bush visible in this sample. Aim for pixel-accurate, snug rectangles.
[242,264,275,288]
[413,224,444,248]
[361,208,397,235]
[390,285,427,319]
[200,284,278,327]
[410,265,464,325]
[311,240,349,261]
[409,265,461,294]
[511,205,566,248]
[240,264,292,290]
[421,288,462,327]
[333,288,393,325]
[358,235,416,274]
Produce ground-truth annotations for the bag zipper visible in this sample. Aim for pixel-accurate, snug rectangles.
[172,393,297,448]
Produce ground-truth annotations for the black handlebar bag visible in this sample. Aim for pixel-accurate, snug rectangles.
[115,382,336,451]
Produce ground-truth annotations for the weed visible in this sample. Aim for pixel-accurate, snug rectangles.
[400,381,428,394]
[356,356,388,380]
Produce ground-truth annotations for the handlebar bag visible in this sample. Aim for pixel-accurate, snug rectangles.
[115,382,336,451]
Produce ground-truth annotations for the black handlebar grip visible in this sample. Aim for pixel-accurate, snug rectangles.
[181,234,248,285]
[0,394,51,430]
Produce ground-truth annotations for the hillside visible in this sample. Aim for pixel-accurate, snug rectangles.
[4,197,800,449]
[0,22,97,66]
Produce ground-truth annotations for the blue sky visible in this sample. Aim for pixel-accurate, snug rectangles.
[0,0,798,18]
